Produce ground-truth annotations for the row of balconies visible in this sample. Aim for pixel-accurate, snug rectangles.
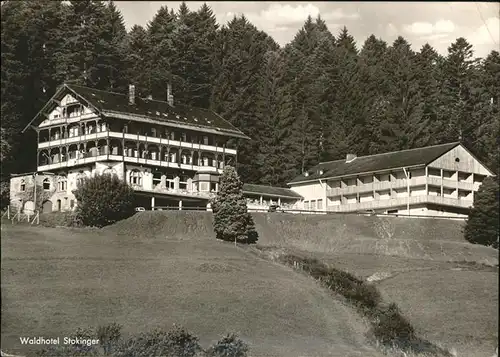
[38,155,224,174]
[326,176,479,197]
[326,195,473,212]
[38,131,238,156]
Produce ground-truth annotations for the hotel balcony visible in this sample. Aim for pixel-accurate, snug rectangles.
[38,130,237,156]
[38,153,225,174]
[327,195,473,213]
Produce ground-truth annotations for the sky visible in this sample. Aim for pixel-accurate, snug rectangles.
[115,1,499,58]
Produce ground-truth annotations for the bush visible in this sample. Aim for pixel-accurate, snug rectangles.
[211,166,258,244]
[371,303,415,345]
[73,173,135,228]
[206,334,248,357]
[36,324,206,357]
[464,176,499,249]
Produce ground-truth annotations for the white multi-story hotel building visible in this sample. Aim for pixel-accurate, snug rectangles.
[9,83,302,214]
[287,143,495,218]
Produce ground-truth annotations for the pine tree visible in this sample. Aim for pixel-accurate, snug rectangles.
[411,43,443,147]
[211,166,258,244]
[210,16,277,183]
[438,38,481,147]
[356,35,389,155]
[464,176,499,248]
[257,50,297,186]
[124,25,151,98]
[147,5,177,99]
[99,0,128,92]
[380,36,421,151]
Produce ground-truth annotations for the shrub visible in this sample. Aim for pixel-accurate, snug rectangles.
[73,173,135,227]
[371,303,415,345]
[464,176,499,249]
[114,325,202,357]
[211,166,258,244]
[206,334,248,357]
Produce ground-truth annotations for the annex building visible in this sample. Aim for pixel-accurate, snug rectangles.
[288,142,495,218]
[9,83,302,214]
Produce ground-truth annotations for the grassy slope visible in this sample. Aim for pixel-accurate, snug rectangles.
[2,211,498,356]
[1,224,383,357]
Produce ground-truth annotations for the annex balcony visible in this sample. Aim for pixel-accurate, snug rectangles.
[327,176,428,197]
[327,195,473,213]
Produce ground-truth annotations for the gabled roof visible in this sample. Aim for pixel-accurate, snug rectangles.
[23,84,250,139]
[289,142,462,185]
[243,183,303,199]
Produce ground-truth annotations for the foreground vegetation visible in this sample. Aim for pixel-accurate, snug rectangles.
[36,324,248,357]
[250,247,453,356]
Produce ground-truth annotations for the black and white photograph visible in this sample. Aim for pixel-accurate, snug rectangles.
[1,1,498,356]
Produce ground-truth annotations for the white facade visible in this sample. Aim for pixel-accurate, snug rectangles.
[289,144,495,218]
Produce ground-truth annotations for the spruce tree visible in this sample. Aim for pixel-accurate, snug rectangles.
[125,25,151,98]
[464,176,499,248]
[211,166,258,244]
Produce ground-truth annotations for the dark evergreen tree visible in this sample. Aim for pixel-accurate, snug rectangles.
[124,25,151,98]
[464,176,499,248]
[211,166,258,243]
[257,50,297,186]
[147,5,177,100]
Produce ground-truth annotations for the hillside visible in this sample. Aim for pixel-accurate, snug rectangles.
[2,211,497,356]
[1,223,383,357]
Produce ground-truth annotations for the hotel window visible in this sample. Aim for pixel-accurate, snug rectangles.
[317,199,323,210]
[181,132,187,142]
[129,170,142,186]
[151,128,157,137]
[166,174,175,190]
[43,178,51,190]
[179,175,188,190]
[304,201,310,210]
[311,200,317,210]
[203,136,209,145]
[76,172,86,186]
[20,179,26,192]
[70,200,75,209]
[57,177,67,191]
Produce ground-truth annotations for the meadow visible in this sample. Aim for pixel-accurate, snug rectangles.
[1,211,498,357]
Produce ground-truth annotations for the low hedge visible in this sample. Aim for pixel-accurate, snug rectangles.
[277,253,452,357]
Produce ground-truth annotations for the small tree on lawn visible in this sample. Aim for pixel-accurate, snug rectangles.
[211,165,258,244]
[464,176,499,248]
[73,173,135,227]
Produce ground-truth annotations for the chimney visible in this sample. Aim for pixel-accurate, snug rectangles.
[346,153,357,163]
[167,83,174,106]
[128,84,135,105]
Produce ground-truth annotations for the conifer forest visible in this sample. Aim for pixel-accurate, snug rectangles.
[1,1,499,192]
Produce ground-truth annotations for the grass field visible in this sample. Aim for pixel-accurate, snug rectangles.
[1,211,498,357]
[1,223,384,357]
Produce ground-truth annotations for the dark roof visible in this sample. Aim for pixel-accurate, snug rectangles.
[243,183,303,199]
[25,84,249,139]
[289,142,461,184]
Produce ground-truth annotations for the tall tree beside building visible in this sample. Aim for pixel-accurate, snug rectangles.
[211,166,258,243]
[437,38,481,147]
[473,50,500,174]
[124,25,151,98]
[411,43,444,148]
[355,35,389,156]
[210,16,278,183]
[379,36,421,151]
[464,176,499,248]
[146,5,177,100]
[256,50,297,186]
[99,0,128,92]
